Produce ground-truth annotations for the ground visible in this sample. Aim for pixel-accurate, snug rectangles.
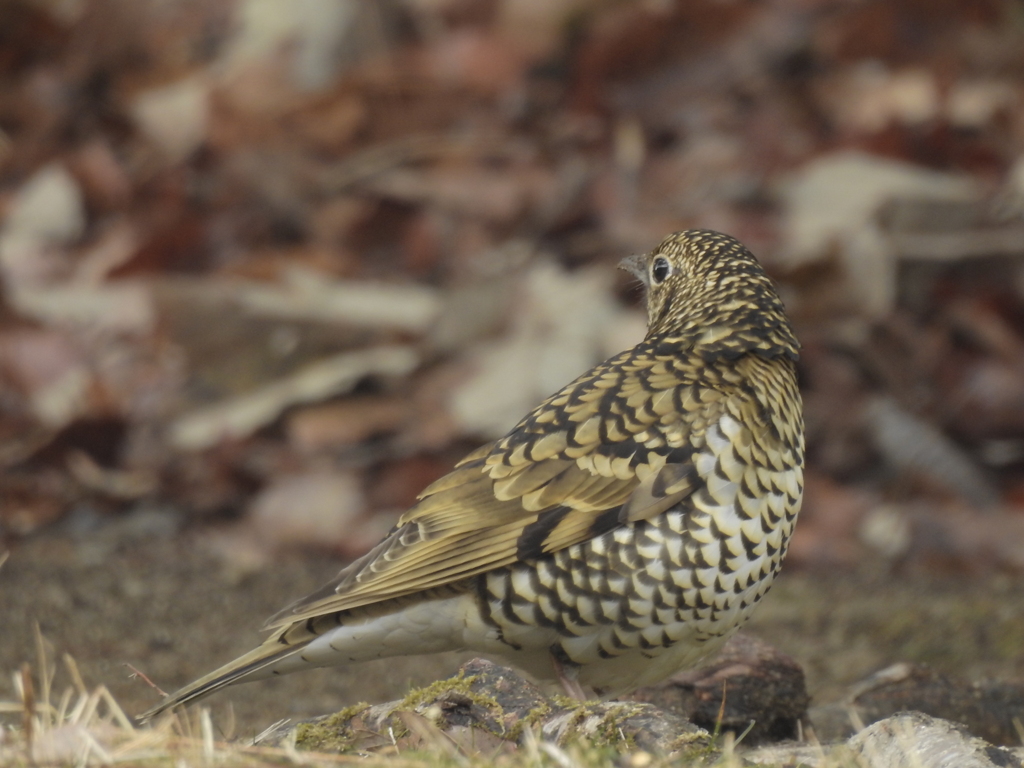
[2,519,1022,738]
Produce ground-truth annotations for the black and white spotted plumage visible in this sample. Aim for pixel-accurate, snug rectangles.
[140,229,804,719]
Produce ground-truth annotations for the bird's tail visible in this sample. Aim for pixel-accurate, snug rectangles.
[137,635,308,722]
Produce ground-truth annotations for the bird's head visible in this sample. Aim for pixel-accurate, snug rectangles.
[620,229,799,361]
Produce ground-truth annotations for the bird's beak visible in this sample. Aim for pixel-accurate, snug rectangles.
[618,253,648,285]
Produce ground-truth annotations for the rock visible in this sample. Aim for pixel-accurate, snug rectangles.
[847,712,1022,768]
[745,713,1023,767]
[810,663,1024,747]
[630,632,810,745]
[264,658,711,756]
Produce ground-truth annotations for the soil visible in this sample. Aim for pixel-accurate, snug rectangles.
[2,514,1023,739]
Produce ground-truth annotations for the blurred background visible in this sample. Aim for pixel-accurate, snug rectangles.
[3,0,1024,738]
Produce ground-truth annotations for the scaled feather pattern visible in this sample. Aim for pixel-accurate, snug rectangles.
[141,229,804,719]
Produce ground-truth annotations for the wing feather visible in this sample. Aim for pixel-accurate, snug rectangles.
[267,340,723,629]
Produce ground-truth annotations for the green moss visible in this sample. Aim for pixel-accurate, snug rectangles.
[672,729,718,764]
[291,675,717,759]
[396,671,484,712]
[507,699,552,741]
[550,692,594,709]
[292,701,370,752]
[541,701,649,750]
[591,703,644,748]
[398,670,514,734]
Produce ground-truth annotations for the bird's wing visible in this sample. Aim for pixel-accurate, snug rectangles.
[268,343,725,627]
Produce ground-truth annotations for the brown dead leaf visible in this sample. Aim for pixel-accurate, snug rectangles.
[0,471,67,536]
[338,508,401,560]
[0,163,85,290]
[947,358,1024,440]
[130,75,210,163]
[366,166,528,223]
[286,395,408,451]
[449,260,640,437]
[309,197,375,255]
[415,29,528,94]
[866,396,998,510]
[899,504,1024,572]
[817,64,939,133]
[946,79,1019,129]
[66,449,158,500]
[247,470,366,552]
[786,471,874,568]
[168,346,419,451]
[286,93,367,154]
[68,140,132,211]
[367,455,453,511]
[72,221,139,285]
[0,328,95,428]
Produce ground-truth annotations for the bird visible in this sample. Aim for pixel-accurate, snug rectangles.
[140,229,803,719]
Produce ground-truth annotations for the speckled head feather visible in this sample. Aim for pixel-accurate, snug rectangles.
[622,230,799,362]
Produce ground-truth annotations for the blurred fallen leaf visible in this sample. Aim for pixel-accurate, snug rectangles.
[780,151,977,316]
[72,222,139,286]
[786,471,874,568]
[288,93,366,154]
[69,140,132,211]
[0,476,66,536]
[130,76,210,163]
[0,163,85,289]
[247,469,366,553]
[450,259,644,438]
[0,328,95,428]
[236,269,442,332]
[897,504,1024,572]
[367,455,451,511]
[365,163,551,224]
[222,0,397,90]
[286,395,408,451]
[819,64,939,132]
[865,396,998,510]
[338,508,401,560]
[946,79,1018,129]
[169,345,419,450]
[8,282,155,335]
[859,504,913,560]
[415,28,527,94]
[66,450,159,500]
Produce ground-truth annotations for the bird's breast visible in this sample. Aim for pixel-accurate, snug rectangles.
[474,413,802,674]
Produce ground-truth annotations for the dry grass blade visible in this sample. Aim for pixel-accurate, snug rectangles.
[1,636,961,768]
[19,664,33,764]
[394,710,465,761]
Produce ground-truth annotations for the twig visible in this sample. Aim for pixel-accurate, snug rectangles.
[20,663,34,764]
[715,680,728,737]
[125,663,168,697]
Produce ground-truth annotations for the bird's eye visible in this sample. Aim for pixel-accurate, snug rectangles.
[651,256,671,284]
